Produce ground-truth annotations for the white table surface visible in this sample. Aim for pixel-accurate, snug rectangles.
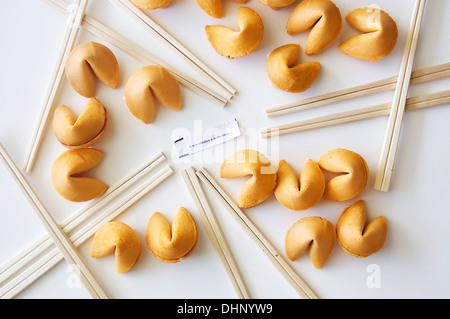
[1,0,449,299]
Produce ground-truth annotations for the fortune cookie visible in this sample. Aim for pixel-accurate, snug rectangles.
[339,7,398,62]
[275,159,325,211]
[266,43,321,93]
[336,200,387,257]
[285,216,335,268]
[205,6,264,59]
[130,0,171,9]
[287,0,342,54]
[318,148,369,202]
[52,98,107,149]
[51,148,108,202]
[124,65,182,124]
[196,0,248,18]
[257,0,296,9]
[146,207,198,263]
[90,221,141,274]
[220,149,277,208]
[65,42,119,97]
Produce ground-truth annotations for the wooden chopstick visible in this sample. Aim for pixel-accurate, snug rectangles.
[1,166,172,299]
[62,152,166,235]
[265,62,450,117]
[72,165,173,244]
[29,0,230,176]
[110,0,236,101]
[0,143,109,299]
[41,0,229,106]
[260,90,450,138]
[23,0,87,173]
[196,168,319,299]
[0,163,172,299]
[0,152,164,290]
[0,152,170,299]
[374,0,426,192]
[181,167,250,299]
[6,165,172,299]
[83,16,229,105]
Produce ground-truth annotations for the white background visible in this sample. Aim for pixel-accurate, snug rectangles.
[0,0,449,299]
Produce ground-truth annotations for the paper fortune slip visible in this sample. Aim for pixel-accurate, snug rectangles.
[173,118,241,158]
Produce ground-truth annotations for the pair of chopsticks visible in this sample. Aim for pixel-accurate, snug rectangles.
[265,0,430,120]
[109,0,236,103]
[260,89,450,138]
[375,0,426,192]
[190,167,319,299]
[181,167,250,299]
[42,0,229,106]
[265,62,450,118]
[24,0,234,174]
[23,0,87,173]
[0,150,173,299]
[0,143,108,299]
[263,0,431,192]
